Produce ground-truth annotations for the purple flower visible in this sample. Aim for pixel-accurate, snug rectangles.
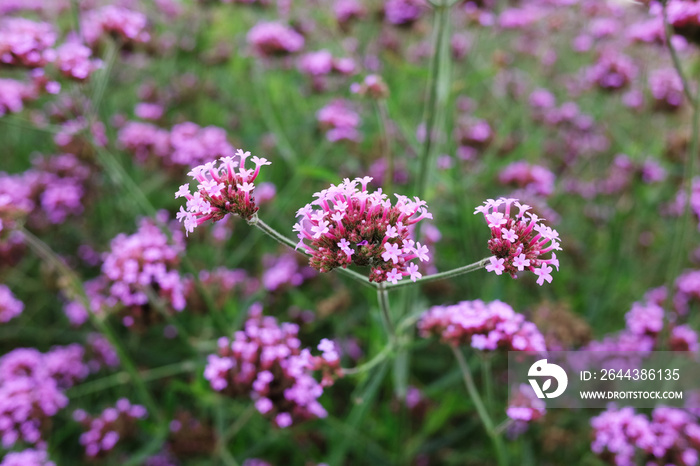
[294,177,432,283]
[418,299,546,352]
[475,197,561,285]
[246,21,304,57]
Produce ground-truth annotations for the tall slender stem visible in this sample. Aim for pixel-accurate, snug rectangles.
[415,0,453,199]
[377,283,396,340]
[452,347,508,466]
[662,3,700,301]
[376,100,393,194]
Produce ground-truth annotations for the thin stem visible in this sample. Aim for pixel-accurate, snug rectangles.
[415,0,453,199]
[377,283,396,340]
[20,227,164,425]
[216,404,256,450]
[452,347,508,466]
[68,360,198,399]
[341,342,395,376]
[248,216,377,289]
[376,100,393,194]
[662,6,695,105]
[662,2,700,303]
[384,257,490,290]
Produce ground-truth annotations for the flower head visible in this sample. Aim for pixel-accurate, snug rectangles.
[418,299,546,352]
[475,197,561,285]
[294,177,432,283]
[177,149,270,234]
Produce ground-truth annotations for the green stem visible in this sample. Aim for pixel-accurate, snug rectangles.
[376,100,393,194]
[662,3,700,302]
[68,360,198,398]
[216,404,256,451]
[143,288,198,356]
[377,283,396,340]
[20,227,164,424]
[452,347,508,466]
[415,0,453,199]
[341,342,395,376]
[384,257,490,290]
[247,215,377,289]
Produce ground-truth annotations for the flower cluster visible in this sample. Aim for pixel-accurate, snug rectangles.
[99,216,187,314]
[298,50,356,77]
[417,299,546,352]
[455,117,493,160]
[0,78,37,116]
[475,197,561,285]
[262,252,316,292]
[316,99,362,142]
[498,161,556,197]
[118,121,236,168]
[334,0,366,25]
[176,149,271,232]
[203,305,328,428]
[0,153,90,228]
[670,325,699,352]
[294,177,432,283]
[384,0,426,26]
[0,284,23,323]
[246,22,304,57]
[53,42,102,81]
[85,333,120,372]
[584,51,637,91]
[82,6,150,47]
[665,0,700,44]
[0,18,56,67]
[649,68,685,111]
[73,399,147,458]
[0,346,88,448]
[591,405,700,466]
[507,384,546,423]
[674,269,700,314]
[0,449,55,466]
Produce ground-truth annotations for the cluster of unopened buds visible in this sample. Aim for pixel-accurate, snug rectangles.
[294,177,432,284]
[176,149,271,233]
[417,299,546,352]
[475,197,561,286]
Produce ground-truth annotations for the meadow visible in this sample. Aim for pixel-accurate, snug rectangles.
[1,0,700,464]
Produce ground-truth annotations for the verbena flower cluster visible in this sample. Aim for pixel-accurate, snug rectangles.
[591,405,700,466]
[262,251,316,292]
[65,215,186,327]
[0,449,55,466]
[176,149,271,233]
[316,99,362,142]
[506,384,546,422]
[0,284,23,323]
[81,6,150,47]
[0,153,90,228]
[0,18,56,67]
[474,197,561,285]
[498,161,555,197]
[73,399,147,458]
[294,176,432,283]
[246,21,304,57]
[204,305,330,428]
[0,346,88,449]
[417,299,546,352]
[118,121,236,168]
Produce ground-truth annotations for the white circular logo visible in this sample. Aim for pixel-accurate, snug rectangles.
[528,358,568,399]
